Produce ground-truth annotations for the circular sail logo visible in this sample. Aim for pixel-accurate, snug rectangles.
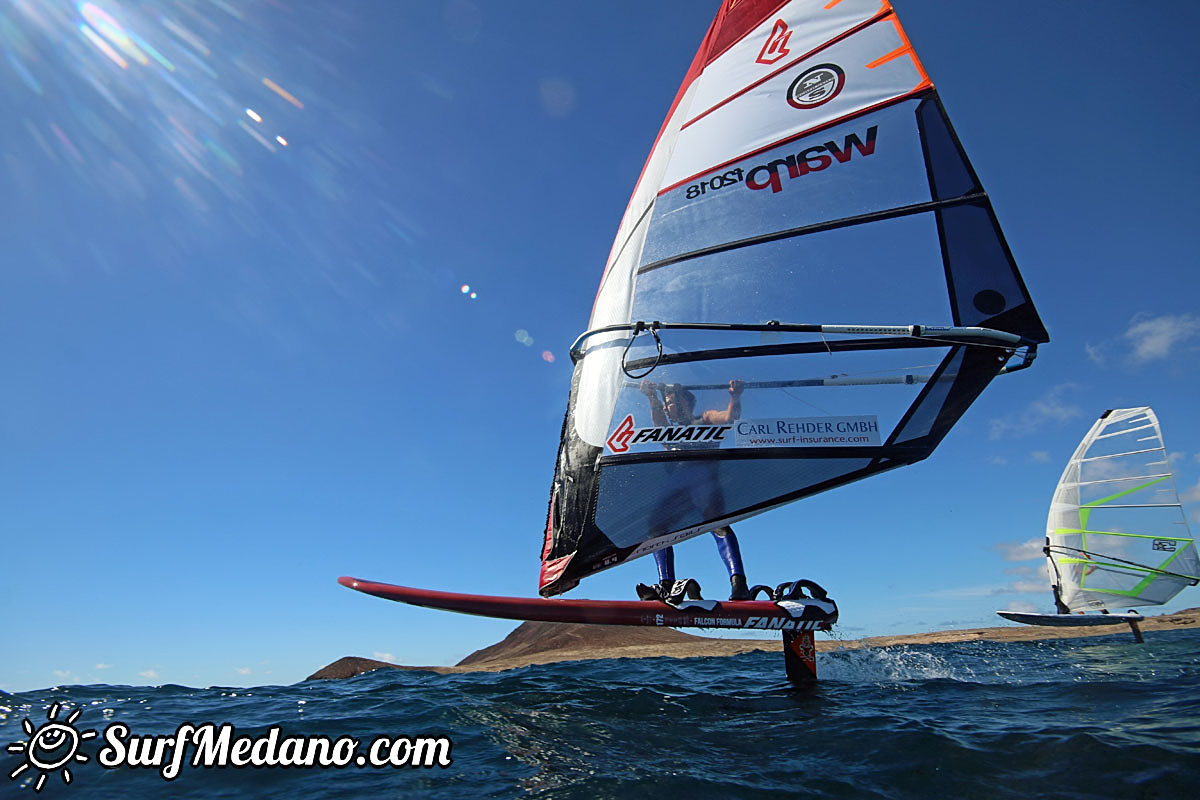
[787,64,845,109]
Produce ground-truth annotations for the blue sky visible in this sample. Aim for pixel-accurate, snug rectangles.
[2,0,1198,693]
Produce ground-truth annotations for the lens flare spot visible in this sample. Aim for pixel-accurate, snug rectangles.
[263,77,304,109]
[460,284,470,294]
[79,23,128,69]
[79,3,148,65]
[275,135,288,146]
[237,119,276,151]
[539,78,576,117]
[514,329,533,346]
[541,351,555,363]
[246,108,262,123]
[443,0,483,43]
[161,17,210,57]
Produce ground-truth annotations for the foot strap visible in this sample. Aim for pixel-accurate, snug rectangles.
[636,578,703,603]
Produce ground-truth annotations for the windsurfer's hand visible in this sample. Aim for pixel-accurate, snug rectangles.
[640,380,659,397]
[729,379,745,397]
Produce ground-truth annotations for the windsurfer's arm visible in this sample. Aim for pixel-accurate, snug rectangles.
[640,380,669,426]
[701,379,744,425]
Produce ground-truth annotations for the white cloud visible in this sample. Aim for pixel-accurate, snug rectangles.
[1030,450,1051,462]
[989,383,1082,440]
[1182,478,1200,504]
[1000,600,1041,614]
[1124,312,1200,363]
[95,663,112,670]
[236,667,252,676]
[989,455,1009,465]
[995,538,1043,561]
[920,575,1050,598]
[372,651,396,663]
[1083,312,1199,369]
[916,585,1011,598]
[139,669,159,680]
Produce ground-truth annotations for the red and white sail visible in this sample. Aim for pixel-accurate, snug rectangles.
[540,0,1048,596]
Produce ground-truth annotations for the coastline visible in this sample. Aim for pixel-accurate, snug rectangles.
[308,607,1200,681]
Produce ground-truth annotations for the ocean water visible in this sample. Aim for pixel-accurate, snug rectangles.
[3,628,1198,799]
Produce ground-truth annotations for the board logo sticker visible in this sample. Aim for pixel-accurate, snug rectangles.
[787,64,845,109]
[607,416,732,453]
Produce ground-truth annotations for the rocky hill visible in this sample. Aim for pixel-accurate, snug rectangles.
[307,608,1200,681]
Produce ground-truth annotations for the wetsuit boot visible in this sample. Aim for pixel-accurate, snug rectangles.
[636,580,675,601]
[729,574,751,601]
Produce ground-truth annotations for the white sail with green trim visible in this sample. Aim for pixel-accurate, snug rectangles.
[1046,407,1199,613]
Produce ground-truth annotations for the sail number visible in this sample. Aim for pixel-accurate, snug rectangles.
[686,168,745,199]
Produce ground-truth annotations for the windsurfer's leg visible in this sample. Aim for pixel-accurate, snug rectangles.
[711,527,744,576]
[712,527,751,600]
[1052,583,1070,615]
[636,548,678,601]
[654,547,676,583]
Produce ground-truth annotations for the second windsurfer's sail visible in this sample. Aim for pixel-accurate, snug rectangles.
[540,0,1049,596]
[1045,407,1199,614]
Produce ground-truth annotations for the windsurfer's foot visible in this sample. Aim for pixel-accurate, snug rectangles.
[636,581,668,601]
[636,578,703,602]
[728,574,752,601]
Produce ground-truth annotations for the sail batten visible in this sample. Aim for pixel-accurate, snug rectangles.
[1077,474,1171,486]
[637,190,988,275]
[1055,529,1190,539]
[1092,422,1155,438]
[1076,504,1183,511]
[1079,447,1163,462]
[540,0,1048,597]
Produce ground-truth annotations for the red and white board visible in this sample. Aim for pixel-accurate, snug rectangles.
[338,576,837,632]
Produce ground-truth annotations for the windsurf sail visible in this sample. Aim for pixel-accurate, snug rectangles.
[540,0,1049,596]
[1045,408,1199,613]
